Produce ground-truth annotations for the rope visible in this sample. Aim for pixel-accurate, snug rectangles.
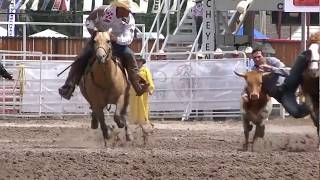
[13,64,26,97]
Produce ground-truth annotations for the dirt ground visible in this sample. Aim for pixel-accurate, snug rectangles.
[0,116,318,180]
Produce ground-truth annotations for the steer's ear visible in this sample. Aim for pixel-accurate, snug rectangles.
[234,71,246,78]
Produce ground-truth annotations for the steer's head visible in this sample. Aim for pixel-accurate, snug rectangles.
[235,70,269,100]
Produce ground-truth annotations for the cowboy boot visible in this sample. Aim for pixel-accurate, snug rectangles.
[59,40,94,100]
[0,64,13,80]
[58,73,77,100]
[123,54,149,96]
[127,66,149,96]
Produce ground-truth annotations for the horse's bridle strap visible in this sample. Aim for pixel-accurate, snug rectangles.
[95,46,111,60]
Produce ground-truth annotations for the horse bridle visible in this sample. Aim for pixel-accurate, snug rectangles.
[90,44,115,90]
[95,45,112,63]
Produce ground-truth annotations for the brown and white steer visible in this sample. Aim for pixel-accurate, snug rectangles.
[235,70,272,151]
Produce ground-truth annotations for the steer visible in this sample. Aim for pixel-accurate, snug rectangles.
[235,70,272,151]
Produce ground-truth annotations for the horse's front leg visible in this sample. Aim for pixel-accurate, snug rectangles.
[91,112,99,129]
[114,94,126,129]
[117,93,133,141]
[95,111,112,147]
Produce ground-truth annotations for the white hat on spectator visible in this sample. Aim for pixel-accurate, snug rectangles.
[244,46,253,54]
[214,48,223,55]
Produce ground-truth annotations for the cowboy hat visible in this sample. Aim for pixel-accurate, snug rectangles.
[110,0,140,13]
[136,56,146,64]
[244,46,253,54]
[214,48,223,55]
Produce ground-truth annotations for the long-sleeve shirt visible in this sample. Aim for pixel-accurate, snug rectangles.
[191,3,203,17]
[85,5,135,45]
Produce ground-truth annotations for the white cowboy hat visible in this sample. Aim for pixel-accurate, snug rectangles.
[244,46,253,54]
[110,0,140,13]
[214,48,223,55]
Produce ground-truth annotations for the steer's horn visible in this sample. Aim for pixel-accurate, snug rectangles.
[262,72,272,76]
[234,71,246,78]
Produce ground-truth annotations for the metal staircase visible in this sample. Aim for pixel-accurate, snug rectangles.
[160,0,198,60]
[158,1,235,60]
[143,0,260,60]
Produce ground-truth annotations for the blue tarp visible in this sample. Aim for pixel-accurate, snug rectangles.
[236,26,269,39]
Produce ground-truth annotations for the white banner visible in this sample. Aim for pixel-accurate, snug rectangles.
[148,60,246,111]
[83,0,92,11]
[83,15,91,38]
[2,59,246,117]
[94,0,103,10]
[284,0,320,12]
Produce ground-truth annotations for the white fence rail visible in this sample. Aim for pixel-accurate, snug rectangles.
[0,51,247,120]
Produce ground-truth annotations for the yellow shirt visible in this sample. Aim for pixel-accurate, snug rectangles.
[129,66,155,124]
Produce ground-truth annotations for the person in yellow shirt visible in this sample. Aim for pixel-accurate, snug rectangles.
[128,56,155,143]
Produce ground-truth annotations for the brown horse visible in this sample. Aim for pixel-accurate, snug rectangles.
[301,31,319,136]
[79,29,132,146]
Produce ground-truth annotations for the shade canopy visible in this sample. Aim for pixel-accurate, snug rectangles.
[29,29,68,38]
[236,26,269,39]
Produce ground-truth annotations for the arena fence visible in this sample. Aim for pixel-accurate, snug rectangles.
[0,50,250,120]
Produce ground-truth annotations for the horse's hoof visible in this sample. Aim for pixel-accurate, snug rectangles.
[240,144,249,151]
[237,146,248,151]
[91,119,98,129]
[105,126,115,140]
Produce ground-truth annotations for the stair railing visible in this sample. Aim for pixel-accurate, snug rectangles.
[139,0,166,54]
[160,0,190,52]
[187,22,203,60]
[146,0,188,60]
[148,10,171,60]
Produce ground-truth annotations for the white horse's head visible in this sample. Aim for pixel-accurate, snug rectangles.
[307,31,320,77]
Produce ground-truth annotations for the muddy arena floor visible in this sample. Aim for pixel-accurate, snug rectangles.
[0,116,318,180]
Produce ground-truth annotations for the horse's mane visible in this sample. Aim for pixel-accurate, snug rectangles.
[307,31,320,47]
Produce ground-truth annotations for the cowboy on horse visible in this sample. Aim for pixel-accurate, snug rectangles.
[59,0,149,100]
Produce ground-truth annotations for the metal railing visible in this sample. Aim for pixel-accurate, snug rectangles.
[0,21,147,57]
[0,50,248,120]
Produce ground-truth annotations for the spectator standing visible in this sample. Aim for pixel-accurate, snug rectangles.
[191,0,203,51]
[129,56,155,126]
